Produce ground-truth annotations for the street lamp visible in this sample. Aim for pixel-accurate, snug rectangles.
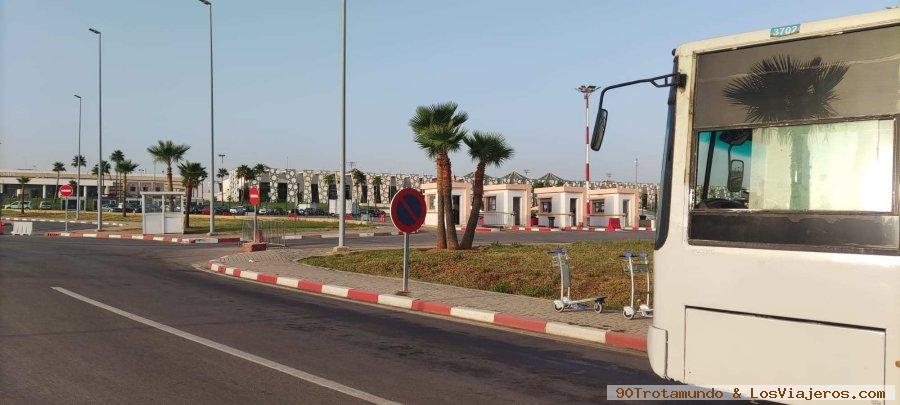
[89,28,102,231]
[576,84,598,226]
[336,0,347,251]
[198,0,216,235]
[73,94,82,219]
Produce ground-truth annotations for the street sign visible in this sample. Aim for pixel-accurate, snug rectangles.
[59,184,73,197]
[390,188,426,294]
[249,186,260,206]
[390,188,426,234]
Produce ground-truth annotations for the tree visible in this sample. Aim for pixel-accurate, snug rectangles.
[459,132,514,249]
[71,154,87,170]
[252,163,269,202]
[178,161,207,229]
[722,55,849,210]
[234,165,253,202]
[115,160,139,217]
[216,168,228,202]
[350,168,365,203]
[323,173,336,200]
[147,141,190,192]
[410,102,468,250]
[16,177,30,214]
[371,176,382,208]
[90,161,111,177]
[51,161,66,204]
[110,150,125,199]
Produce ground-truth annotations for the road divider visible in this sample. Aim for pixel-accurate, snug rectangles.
[205,260,647,352]
[43,231,240,245]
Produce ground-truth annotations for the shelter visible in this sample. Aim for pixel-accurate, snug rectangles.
[421,181,471,227]
[533,186,585,228]
[587,187,640,229]
[480,183,530,227]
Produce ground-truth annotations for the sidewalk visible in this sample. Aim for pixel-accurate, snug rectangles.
[213,248,651,338]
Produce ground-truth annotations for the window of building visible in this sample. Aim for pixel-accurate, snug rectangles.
[484,196,497,211]
[428,195,436,210]
[540,198,552,213]
[592,199,605,214]
[130,186,136,192]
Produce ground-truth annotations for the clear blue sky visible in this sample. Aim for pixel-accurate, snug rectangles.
[0,0,889,182]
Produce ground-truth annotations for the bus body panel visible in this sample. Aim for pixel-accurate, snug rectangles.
[650,7,900,395]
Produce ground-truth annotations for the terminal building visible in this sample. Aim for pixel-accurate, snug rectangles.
[0,169,182,202]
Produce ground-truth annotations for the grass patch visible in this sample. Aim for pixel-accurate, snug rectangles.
[299,240,653,308]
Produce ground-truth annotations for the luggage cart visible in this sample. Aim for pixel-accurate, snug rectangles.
[619,251,652,319]
[550,248,606,313]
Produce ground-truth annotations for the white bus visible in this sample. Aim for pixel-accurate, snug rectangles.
[591,9,899,397]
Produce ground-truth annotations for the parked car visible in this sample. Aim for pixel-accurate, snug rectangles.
[228,206,246,215]
[3,201,31,210]
[258,207,273,215]
[38,201,52,210]
[201,206,230,215]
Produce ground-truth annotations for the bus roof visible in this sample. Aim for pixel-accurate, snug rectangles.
[675,8,899,57]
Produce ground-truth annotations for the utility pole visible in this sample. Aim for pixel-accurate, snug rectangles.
[576,85,598,226]
[336,0,348,251]
[198,0,216,235]
[74,94,82,219]
[89,28,102,231]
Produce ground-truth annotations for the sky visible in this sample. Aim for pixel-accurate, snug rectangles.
[0,0,891,183]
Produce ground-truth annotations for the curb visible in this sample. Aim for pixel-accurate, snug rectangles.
[43,231,240,245]
[205,260,647,352]
[1,216,129,227]
[454,226,500,233]
[282,230,410,240]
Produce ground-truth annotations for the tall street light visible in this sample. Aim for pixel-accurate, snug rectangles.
[336,0,347,251]
[198,0,216,235]
[73,94,83,219]
[576,85,598,227]
[89,28,102,231]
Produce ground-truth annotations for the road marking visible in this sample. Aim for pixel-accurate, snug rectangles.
[51,287,400,405]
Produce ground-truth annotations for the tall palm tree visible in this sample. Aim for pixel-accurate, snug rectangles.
[147,141,191,192]
[234,165,253,202]
[252,163,269,202]
[116,160,139,217]
[371,176,382,208]
[51,161,66,204]
[459,132,514,249]
[71,154,87,170]
[410,102,468,250]
[216,168,228,202]
[323,173,336,200]
[350,168,365,203]
[723,55,849,210]
[178,161,207,229]
[109,150,125,199]
[16,177,30,214]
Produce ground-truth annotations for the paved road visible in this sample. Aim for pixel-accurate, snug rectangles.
[1,219,96,233]
[1,236,666,404]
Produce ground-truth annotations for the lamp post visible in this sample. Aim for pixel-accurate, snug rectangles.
[336,0,347,250]
[73,94,82,219]
[89,28,102,231]
[198,0,216,235]
[576,85,598,227]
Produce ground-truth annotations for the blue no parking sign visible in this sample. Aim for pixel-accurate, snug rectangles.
[390,188,426,234]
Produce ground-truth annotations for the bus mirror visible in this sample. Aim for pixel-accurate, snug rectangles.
[591,109,608,151]
[728,159,744,192]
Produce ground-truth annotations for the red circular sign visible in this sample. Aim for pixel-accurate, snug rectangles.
[390,188,426,233]
[59,184,73,197]
[249,186,260,206]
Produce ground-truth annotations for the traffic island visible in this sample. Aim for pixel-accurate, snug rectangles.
[242,242,268,252]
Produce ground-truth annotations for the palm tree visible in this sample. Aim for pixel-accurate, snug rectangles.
[252,163,269,202]
[323,173,336,200]
[459,132,514,249]
[109,150,125,199]
[216,168,228,202]
[722,55,849,210]
[116,160,139,217]
[16,177,30,214]
[234,165,253,202]
[51,162,66,204]
[371,176,383,208]
[147,141,190,192]
[71,154,86,170]
[178,161,207,229]
[350,168,365,203]
[410,102,468,250]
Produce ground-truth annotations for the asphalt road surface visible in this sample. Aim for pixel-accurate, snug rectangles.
[1,219,96,233]
[1,236,668,404]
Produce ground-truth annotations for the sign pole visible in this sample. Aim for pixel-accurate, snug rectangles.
[402,232,410,292]
[253,205,258,242]
[65,197,69,232]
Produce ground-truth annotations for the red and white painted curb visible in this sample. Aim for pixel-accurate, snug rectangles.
[43,231,240,244]
[205,260,647,352]
[507,226,561,232]
[454,226,500,233]
[506,225,654,233]
[283,230,413,240]
[1,216,128,227]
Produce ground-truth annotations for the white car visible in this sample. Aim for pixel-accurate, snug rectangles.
[228,206,246,215]
[4,201,31,210]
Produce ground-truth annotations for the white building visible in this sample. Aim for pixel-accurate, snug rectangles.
[422,181,471,227]
[534,186,585,228]
[0,169,179,202]
[480,183,530,227]
[587,187,640,229]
